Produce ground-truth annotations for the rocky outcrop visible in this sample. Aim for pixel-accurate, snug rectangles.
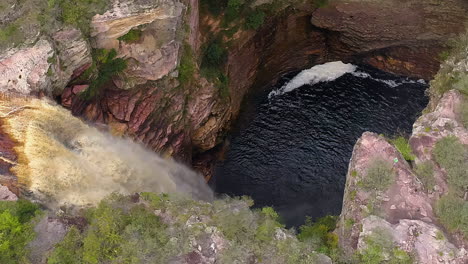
[0,29,91,96]
[0,40,53,94]
[311,0,468,79]
[0,185,17,201]
[336,87,468,262]
[337,131,467,263]
[91,0,185,86]
[50,28,93,94]
[359,216,465,264]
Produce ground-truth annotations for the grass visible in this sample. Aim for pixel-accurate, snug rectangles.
[433,136,468,194]
[414,161,435,191]
[435,195,468,238]
[0,200,41,264]
[178,42,196,86]
[390,136,415,161]
[117,29,143,44]
[360,158,395,192]
[53,0,111,36]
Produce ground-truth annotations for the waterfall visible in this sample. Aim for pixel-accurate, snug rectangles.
[0,96,212,206]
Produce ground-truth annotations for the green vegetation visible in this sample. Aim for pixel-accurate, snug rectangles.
[459,97,468,128]
[0,200,41,264]
[178,43,197,86]
[414,161,435,191]
[49,0,111,35]
[81,49,127,99]
[357,228,412,264]
[433,136,468,194]
[390,136,415,161]
[433,136,468,238]
[360,158,395,192]
[297,215,339,257]
[46,193,326,264]
[0,24,21,44]
[314,0,329,8]
[430,32,468,96]
[245,9,266,30]
[435,195,468,238]
[117,29,143,44]
[201,39,230,98]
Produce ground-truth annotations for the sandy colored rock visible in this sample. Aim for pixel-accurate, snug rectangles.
[91,0,185,85]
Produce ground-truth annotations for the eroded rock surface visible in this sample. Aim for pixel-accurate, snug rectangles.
[91,0,185,85]
[311,0,468,79]
[0,40,53,94]
[337,89,468,262]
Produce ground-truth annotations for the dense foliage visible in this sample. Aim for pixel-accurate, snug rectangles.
[80,49,127,99]
[45,193,329,264]
[0,200,41,264]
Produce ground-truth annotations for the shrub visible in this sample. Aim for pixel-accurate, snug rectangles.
[225,0,245,24]
[358,228,412,264]
[47,227,83,264]
[453,73,468,95]
[245,9,266,30]
[202,39,227,68]
[435,195,468,237]
[414,161,435,191]
[0,200,41,264]
[297,215,338,255]
[360,158,394,192]
[433,136,468,193]
[117,29,142,44]
[390,136,415,161]
[82,49,127,99]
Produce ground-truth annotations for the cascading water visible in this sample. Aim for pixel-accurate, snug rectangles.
[212,61,429,227]
[0,97,212,206]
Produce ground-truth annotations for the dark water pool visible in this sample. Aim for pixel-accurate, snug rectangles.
[211,64,428,227]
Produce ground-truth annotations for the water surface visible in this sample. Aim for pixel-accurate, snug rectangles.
[212,63,428,226]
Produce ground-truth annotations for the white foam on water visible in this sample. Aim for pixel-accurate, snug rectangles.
[351,71,427,88]
[268,61,427,98]
[269,61,357,98]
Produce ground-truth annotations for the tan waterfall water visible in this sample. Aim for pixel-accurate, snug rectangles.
[0,96,212,206]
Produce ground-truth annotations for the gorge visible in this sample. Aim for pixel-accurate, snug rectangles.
[0,0,467,263]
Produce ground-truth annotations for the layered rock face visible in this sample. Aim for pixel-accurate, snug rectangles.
[311,0,468,79]
[336,90,468,263]
[91,0,185,86]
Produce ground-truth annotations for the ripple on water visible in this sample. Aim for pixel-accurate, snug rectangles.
[212,64,429,227]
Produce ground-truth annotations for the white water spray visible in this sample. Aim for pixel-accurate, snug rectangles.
[0,97,213,206]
